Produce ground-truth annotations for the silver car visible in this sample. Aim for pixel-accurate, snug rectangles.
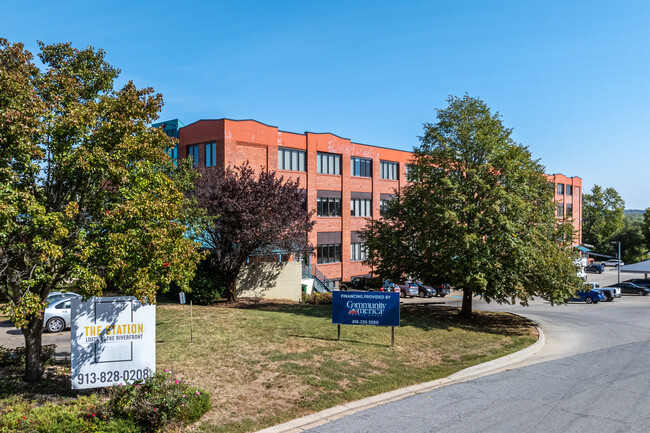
[43,297,74,333]
[47,291,81,304]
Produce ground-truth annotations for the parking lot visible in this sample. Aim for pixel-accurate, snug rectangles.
[584,265,639,289]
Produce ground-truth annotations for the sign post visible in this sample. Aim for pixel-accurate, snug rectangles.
[70,296,155,390]
[179,292,186,318]
[332,291,400,346]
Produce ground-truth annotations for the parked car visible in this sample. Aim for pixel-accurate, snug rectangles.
[601,259,624,267]
[380,281,400,293]
[584,264,604,274]
[43,297,74,332]
[339,276,384,292]
[609,282,650,296]
[625,279,650,288]
[571,289,606,304]
[397,281,419,298]
[585,282,620,301]
[47,291,81,305]
[431,283,451,297]
[412,281,436,298]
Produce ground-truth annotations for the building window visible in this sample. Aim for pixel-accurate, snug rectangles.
[351,199,372,217]
[557,183,564,195]
[351,242,367,261]
[278,147,306,171]
[557,203,564,218]
[566,185,573,196]
[317,152,341,175]
[351,157,372,177]
[566,203,573,217]
[165,144,178,161]
[380,161,398,180]
[188,145,200,167]
[317,243,341,264]
[380,200,389,216]
[205,142,216,167]
[405,163,414,180]
[317,197,341,217]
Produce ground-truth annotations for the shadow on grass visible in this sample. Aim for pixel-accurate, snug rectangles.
[215,301,535,339]
[286,333,390,348]
[0,361,80,399]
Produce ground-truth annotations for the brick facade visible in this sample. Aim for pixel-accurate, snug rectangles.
[168,118,583,285]
[546,173,583,244]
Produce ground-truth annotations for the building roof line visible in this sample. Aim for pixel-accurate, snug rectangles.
[182,118,414,154]
[350,142,413,154]
[183,118,280,129]
[547,173,583,180]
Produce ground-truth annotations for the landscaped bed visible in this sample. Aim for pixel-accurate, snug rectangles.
[0,301,537,432]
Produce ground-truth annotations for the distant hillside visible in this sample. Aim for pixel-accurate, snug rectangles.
[625,209,645,222]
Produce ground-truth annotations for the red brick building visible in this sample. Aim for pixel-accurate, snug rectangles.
[546,173,583,245]
[156,118,582,287]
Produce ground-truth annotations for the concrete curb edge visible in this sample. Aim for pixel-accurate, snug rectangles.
[256,320,545,433]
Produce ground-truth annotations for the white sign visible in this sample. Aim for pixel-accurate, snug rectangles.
[70,296,156,390]
[179,292,186,304]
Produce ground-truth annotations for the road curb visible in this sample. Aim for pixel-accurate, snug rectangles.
[256,320,545,433]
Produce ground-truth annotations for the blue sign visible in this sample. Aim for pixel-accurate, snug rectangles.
[332,292,400,327]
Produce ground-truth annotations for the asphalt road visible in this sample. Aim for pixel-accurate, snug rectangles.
[0,319,71,356]
[306,268,650,433]
[2,267,648,433]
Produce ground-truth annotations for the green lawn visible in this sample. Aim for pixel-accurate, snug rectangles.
[156,301,537,432]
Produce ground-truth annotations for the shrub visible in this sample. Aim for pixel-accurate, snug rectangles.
[0,394,140,433]
[303,292,332,305]
[0,344,56,367]
[102,369,211,431]
[165,258,226,305]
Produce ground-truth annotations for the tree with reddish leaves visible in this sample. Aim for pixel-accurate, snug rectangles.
[193,163,314,302]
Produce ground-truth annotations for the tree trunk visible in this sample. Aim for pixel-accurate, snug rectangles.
[227,278,237,303]
[460,288,473,318]
[22,316,45,383]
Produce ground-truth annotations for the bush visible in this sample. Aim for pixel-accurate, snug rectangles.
[0,394,140,433]
[303,292,332,305]
[102,369,211,431]
[164,258,225,305]
[0,344,56,367]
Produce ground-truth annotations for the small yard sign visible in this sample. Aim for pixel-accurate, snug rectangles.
[70,296,155,390]
[332,291,400,327]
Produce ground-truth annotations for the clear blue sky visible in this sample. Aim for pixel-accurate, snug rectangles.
[5,0,649,208]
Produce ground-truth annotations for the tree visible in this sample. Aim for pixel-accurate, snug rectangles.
[0,39,203,382]
[192,163,314,302]
[642,208,650,251]
[582,185,625,255]
[363,95,581,318]
[616,219,648,264]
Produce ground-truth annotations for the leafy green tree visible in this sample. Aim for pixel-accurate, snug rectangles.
[616,219,648,264]
[582,185,625,255]
[363,95,581,318]
[642,208,650,251]
[0,39,203,382]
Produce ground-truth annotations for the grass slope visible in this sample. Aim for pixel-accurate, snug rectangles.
[156,302,537,432]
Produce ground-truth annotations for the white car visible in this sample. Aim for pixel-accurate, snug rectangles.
[602,259,624,267]
[43,297,73,333]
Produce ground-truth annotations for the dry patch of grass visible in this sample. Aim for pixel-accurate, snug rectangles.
[156,302,537,432]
